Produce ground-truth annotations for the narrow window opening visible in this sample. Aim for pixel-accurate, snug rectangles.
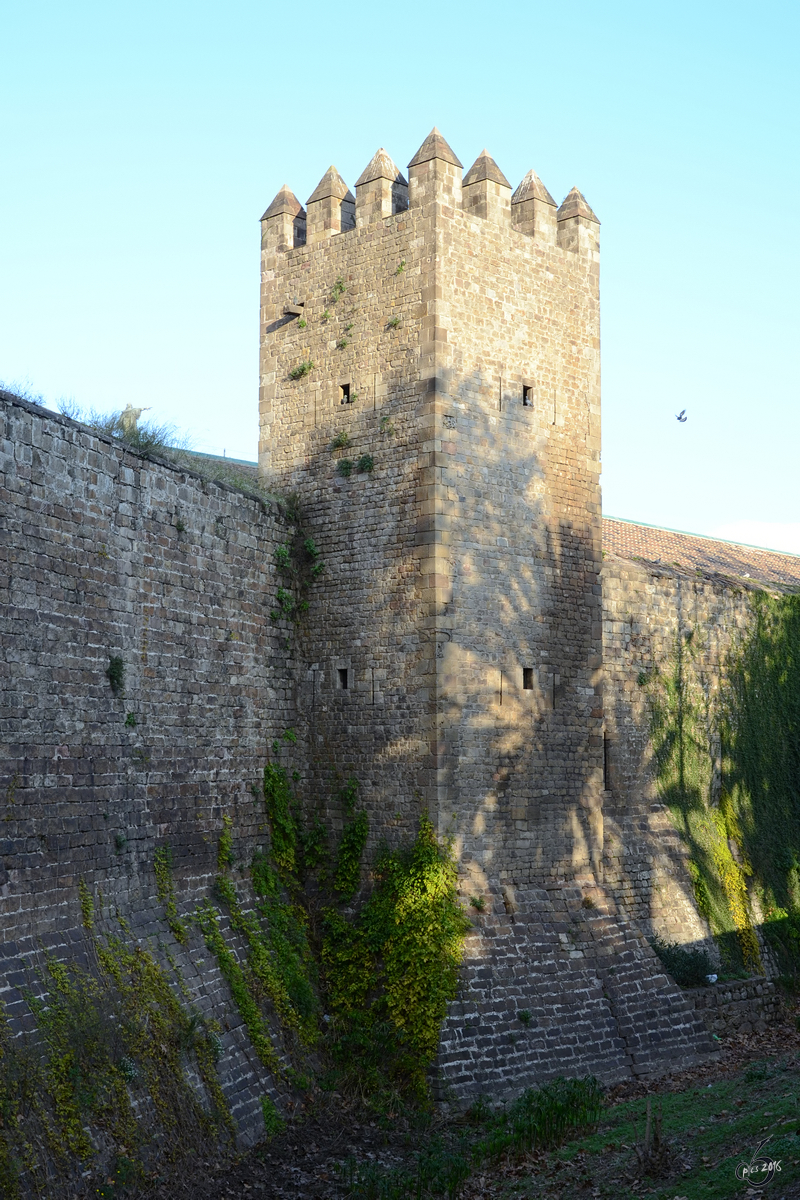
[522,385,533,407]
[522,667,534,690]
[499,670,504,706]
[340,384,351,404]
[603,733,611,791]
[337,668,349,690]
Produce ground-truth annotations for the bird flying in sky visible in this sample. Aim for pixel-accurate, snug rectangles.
[676,410,687,423]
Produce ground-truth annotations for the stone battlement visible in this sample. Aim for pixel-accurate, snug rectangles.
[261,127,599,258]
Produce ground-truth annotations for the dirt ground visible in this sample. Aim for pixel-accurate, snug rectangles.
[113,1007,800,1200]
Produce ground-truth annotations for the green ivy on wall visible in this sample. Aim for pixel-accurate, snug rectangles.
[646,592,800,976]
[322,816,471,1104]
[723,593,800,978]
[0,907,232,1197]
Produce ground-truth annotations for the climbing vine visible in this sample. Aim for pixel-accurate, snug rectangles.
[723,592,800,978]
[0,901,232,1196]
[647,629,761,971]
[1,730,472,1190]
[270,498,324,628]
[322,816,471,1103]
[647,593,800,976]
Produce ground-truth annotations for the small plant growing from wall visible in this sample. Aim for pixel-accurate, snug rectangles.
[470,895,486,912]
[336,337,348,350]
[124,712,137,728]
[331,276,346,302]
[344,322,354,333]
[330,431,350,451]
[106,655,125,694]
[321,309,331,322]
[298,318,307,328]
[337,459,353,478]
[356,454,374,474]
[260,1096,285,1136]
[387,316,401,329]
[269,514,324,629]
[395,259,405,275]
[289,360,314,381]
[380,416,395,437]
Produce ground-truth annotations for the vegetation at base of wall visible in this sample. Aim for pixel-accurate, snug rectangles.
[649,935,713,986]
[334,811,369,899]
[0,903,233,1197]
[646,593,800,977]
[0,736,471,1189]
[322,815,471,1104]
[338,1076,602,1198]
[260,1094,285,1136]
[195,901,284,1075]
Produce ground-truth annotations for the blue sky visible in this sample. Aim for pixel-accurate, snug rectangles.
[2,1,798,550]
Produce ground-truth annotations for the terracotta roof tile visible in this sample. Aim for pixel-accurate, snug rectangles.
[603,517,800,589]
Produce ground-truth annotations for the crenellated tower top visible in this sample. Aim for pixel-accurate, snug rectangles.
[260,126,599,258]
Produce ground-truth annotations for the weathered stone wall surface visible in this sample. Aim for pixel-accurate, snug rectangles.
[0,392,298,1145]
[438,880,715,1100]
[601,553,762,954]
[692,977,781,1037]
[259,136,603,886]
[259,158,440,848]
[258,133,716,1096]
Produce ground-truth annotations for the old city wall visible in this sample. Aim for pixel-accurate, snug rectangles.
[4,131,785,1170]
[601,554,764,957]
[259,154,444,852]
[0,391,300,1149]
[258,134,716,1102]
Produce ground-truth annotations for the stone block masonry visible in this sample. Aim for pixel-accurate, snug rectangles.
[259,127,716,1097]
[0,390,301,1149]
[5,129,794,1177]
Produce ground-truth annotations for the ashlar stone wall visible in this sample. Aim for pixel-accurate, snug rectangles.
[259,131,716,1097]
[601,552,767,955]
[0,391,300,1148]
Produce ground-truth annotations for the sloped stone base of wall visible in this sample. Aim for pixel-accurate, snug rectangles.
[692,977,781,1038]
[437,882,717,1101]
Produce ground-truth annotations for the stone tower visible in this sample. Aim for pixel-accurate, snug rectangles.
[259,131,713,1095]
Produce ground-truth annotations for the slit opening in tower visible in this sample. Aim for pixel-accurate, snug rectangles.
[603,732,610,791]
[522,385,533,408]
[338,667,349,689]
[340,384,351,404]
[522,667,534,690]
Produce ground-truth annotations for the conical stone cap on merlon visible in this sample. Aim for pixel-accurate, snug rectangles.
[307,166,355,205]
[511,168,556,208]
[355,148,407,187]
[463,149,511,189]
[557,186,600,223]
[408,127,463,169]
[261,185,304,221]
